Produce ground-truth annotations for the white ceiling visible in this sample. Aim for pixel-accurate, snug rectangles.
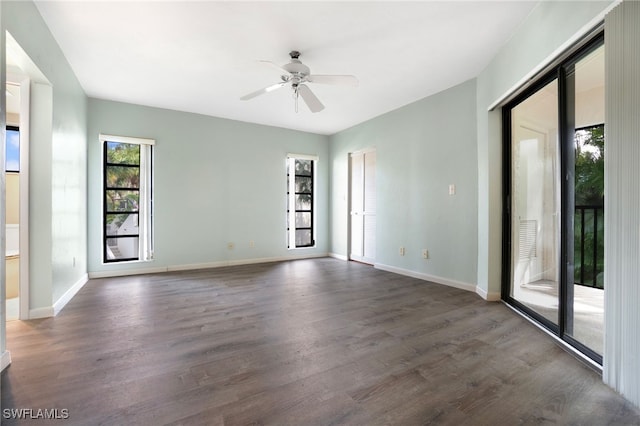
[34,1,537,135]
[6,83,20,115]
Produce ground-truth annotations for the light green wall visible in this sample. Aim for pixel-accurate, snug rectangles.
[329,1,613,297]
[330,79,478,287]
[475,0,613,298]
[27,82,53,309]
[87,99,329,274]
[2,1,88,309]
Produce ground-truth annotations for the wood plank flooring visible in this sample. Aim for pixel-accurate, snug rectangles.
[2,258,639,425]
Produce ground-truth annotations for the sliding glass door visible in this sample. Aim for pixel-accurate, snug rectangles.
[509,79,560,327]
[503,34,604,363]
[566,44,605,356]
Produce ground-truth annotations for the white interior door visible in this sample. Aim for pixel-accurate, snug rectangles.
[350,149,376,264]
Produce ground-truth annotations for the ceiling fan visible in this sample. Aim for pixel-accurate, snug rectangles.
[240,50,358,113]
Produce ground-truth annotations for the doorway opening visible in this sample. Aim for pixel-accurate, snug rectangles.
[4,31,43,322]
[5,119,20,321]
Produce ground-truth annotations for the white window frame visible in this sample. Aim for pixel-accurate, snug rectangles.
[100,134,155,263]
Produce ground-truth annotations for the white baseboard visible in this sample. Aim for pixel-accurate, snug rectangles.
[374,263,476,293]
[24,275,89,319]
[225,253,328,266]
[167,261,227,272]
[1,350,11,371]
[475,286,501,302]
[88,266,167,279]
[89,253,330,278]
[328,252,348,261]
[29,306,54,319]
[53,274,89,315]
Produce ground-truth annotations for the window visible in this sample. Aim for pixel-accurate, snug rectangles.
[287,154,316,248]
[101,134,154,263]
[6,126,19,172]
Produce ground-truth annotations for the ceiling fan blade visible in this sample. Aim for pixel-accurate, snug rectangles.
[298,84,324,113]
[259,60,290,75]
[240,82,287,101]
[307,74,358,87]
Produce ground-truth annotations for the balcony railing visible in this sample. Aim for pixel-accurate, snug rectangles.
[575,205,604,289]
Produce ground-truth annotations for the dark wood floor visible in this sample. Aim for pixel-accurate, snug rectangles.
[2,258,639,425]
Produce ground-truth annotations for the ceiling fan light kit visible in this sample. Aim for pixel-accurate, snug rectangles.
[241,50,358,113]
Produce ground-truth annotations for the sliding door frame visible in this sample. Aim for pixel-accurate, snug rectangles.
[502,31,604,365]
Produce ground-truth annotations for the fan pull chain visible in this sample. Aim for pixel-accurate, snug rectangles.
[294,88,299,113]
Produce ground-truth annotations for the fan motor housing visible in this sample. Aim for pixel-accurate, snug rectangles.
[283,61,310,77]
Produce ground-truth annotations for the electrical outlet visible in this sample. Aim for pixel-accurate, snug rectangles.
[399,247,405,256]
[249,240,255,248]
[449,184,456,195]
[422,249,429,259]
[227,242,234,250]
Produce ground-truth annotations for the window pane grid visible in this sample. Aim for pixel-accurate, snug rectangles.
[104,139,151,263]
[287,157,315,248]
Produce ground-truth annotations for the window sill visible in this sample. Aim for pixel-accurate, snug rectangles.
[102,258,155,266]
